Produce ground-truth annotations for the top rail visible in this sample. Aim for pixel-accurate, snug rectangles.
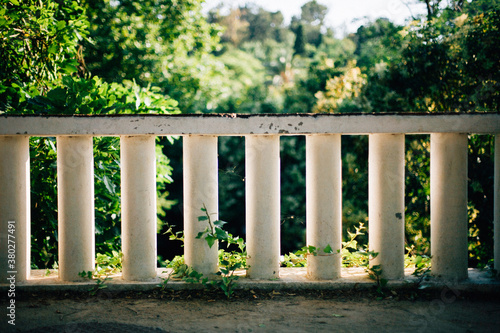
[0,113,499,136]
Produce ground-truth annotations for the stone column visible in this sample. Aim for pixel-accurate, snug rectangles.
[246,135,280,279]
[121,135,157,280]
[306,134,342,280]
[0,136,30,282]
[57,136,94,281]
[183,135,219,276]
[369,134,405,280]
[431,133,468,281]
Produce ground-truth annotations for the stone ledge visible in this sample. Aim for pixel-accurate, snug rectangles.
[1,267,499,294]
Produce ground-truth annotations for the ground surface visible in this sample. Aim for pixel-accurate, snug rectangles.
[1,288,499,333]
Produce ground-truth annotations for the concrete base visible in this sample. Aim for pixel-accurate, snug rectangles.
[3,268,499,294]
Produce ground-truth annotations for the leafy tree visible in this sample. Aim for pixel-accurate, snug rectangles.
[241,4,285,42]
[0,0,88,110]
[316,36,356,67]
[351,18,404,72]
[390,1,499,112]
[300,0,328,26]
[314,61,367,113]
[420,0,442,19]
[83,0,223,113]
[293,24,307,57]
[208,6,249,46]
[212,47,268,113]
[289,0,327,47]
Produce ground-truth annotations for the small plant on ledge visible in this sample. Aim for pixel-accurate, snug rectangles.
[159,205,248,299]
[196,204,248,299]
[79,250,122,295]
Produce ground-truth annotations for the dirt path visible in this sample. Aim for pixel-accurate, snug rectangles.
[2,289,499,333]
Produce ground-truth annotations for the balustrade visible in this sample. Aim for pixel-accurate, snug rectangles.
[0,113,499,283]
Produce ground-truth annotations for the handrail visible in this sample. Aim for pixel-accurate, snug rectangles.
[0,113,499,136]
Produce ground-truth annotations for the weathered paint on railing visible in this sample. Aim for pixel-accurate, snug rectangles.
[0,113,499,136]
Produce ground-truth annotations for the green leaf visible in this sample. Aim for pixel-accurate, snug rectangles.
[237,238,245,252]
[198,215,208,221]
[215,227,228,241]
[102,175,115,195]
[56,20,66,30]
[206,235,217,248]
[213,220,227,228]
[323,244,333,254]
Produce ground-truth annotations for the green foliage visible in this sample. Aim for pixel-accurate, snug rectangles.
[314,61,367,113]
[94,250,123,275]
[215,249,245,299]
[366,264,388,297]
[467,134,495,267]
[158,255,208,290]
[211,47,269,113]
[165,225,184,244]
[0,0,89,109]
[293,24,306,56]
[340,223,374,268]
[339,222,387,293]
[196,204,229,249]
[352,18,403,72]
[6,76,179,115]
[241,4,286,43]
[83,0,223,113]
[78,250,122,295]
[390,5,500,112]
[280,252,307,268]
[165,255,187,276]
[84,0,221,82]
[280,136,307,253]
[281,244,335,268]
[159,206,249,299]
[281,223,374,274]
[405,245,432,287]
[197,206,248,298]
[316,36,356,66]
[405,136,431,256]
[158,255,187,290]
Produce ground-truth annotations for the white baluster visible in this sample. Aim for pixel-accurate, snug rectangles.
[431,133,468,281]
[183,135,219,276]
[0,136,30,282]
[246,135,280,279]
[57,136,94,281]
[121,135,157,280]
[306,134,342,280]
[369,134,405,279]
